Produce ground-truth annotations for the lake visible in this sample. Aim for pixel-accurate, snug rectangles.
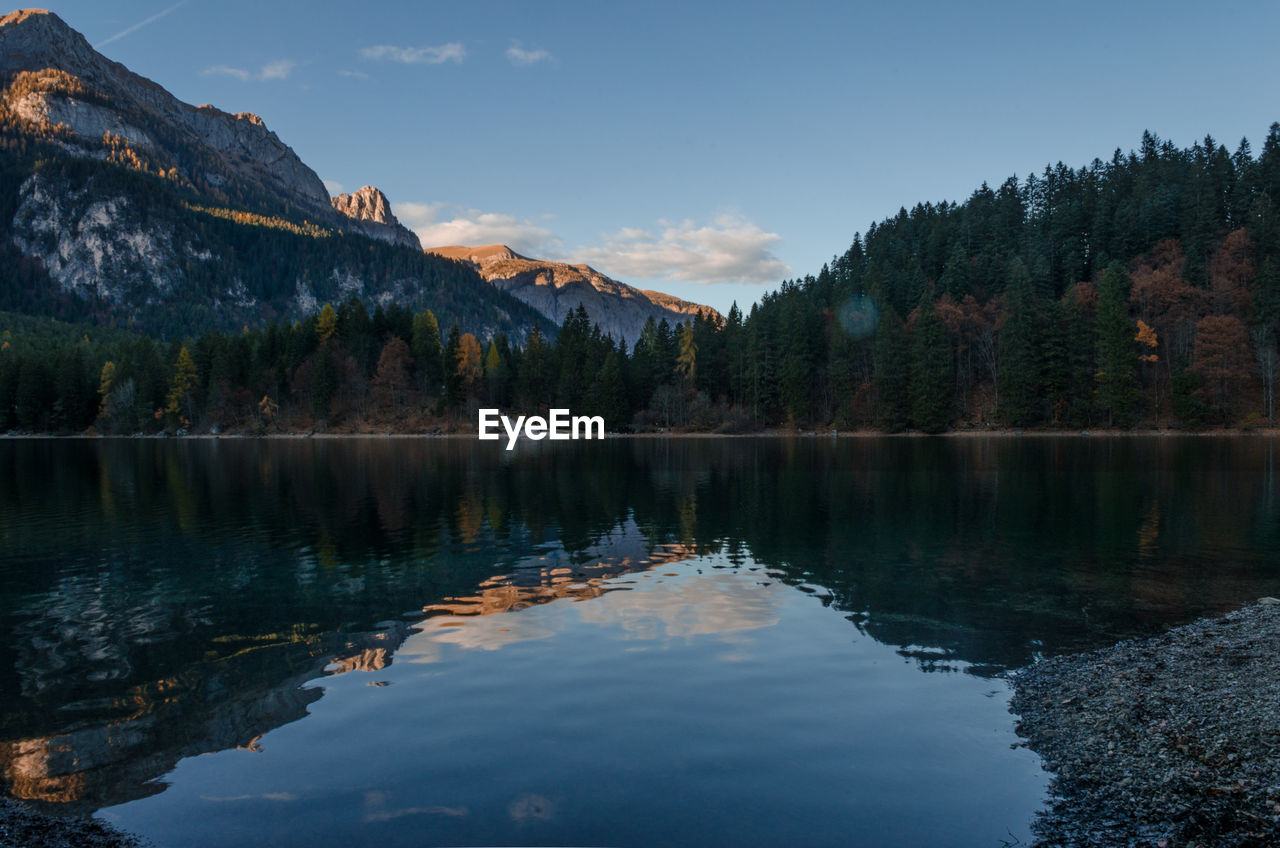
[1,436,1278,847]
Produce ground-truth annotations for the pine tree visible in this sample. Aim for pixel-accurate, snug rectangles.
[1042,290,1094,426]
[998,261,1042,426]
[443,325,463,409]
[311,345,336,422]
[872,305,910,432]
[518,327,552,411]
[411,309,444,397]
[1096,264,1139,427]
[588,351,629,430]
[910,290,951,433]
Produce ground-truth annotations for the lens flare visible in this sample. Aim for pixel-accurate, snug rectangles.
[836,295,879,340]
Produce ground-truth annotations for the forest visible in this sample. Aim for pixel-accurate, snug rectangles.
[3,125,1280,434]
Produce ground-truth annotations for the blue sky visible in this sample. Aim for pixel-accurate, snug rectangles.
[44,0,1280,314]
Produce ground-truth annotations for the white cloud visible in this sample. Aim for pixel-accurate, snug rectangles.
[339,69,371,80]
[361,43,466,65]
[573,214,790,285]
[505,42,553,66]
[400,202,561,255]
[401,202,788,287]
[200,60,295,82]
[259,60,296,81]
[322,179,344,197]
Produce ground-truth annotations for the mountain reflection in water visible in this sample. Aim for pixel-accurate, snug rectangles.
[0,436,1277,845]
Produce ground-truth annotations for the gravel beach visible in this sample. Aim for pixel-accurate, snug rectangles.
[1009,600,1280,848]
[0,798,144,848]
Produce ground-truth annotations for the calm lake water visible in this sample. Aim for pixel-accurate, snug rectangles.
[2,436,1279,847]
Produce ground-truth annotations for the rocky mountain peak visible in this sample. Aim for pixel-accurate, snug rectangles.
[330,186,421,251]
[427,244,527,267]
[331,186,398,226]
[1,9,74,38]
[425,244,720,345]
[0,9,103,78]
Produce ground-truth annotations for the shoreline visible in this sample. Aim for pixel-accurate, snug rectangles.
[0,798,142,848]
[1009,600,1280,847]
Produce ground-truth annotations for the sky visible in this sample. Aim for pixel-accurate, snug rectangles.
[40,0,1280,314]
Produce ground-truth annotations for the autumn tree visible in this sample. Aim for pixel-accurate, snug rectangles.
[456,332,484,400]
[675,323,698,387]
[1207,229,1254,318]
[165,345,198,427]
[1191,315,1251,423]
[316,303,338,344]
[373,336,414,415]
[1135,319,1160,415]
[1129,239,1199,399]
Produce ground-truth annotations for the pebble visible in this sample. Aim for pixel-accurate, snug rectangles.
[1008,602,1280,847]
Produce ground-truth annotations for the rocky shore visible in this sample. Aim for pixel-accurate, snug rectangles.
[0,798,143,848]
[1010,600,1280,848]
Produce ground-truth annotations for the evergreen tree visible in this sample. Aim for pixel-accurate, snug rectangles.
[1042,291,1094,426]
[443,325,463,409]
[872,305,910,432]
[587,351,629,430]
[910,290,951,433]
[998,261,1042,426]
[311,345,336,422]
[1096,264,1139,427]
[518,327,552,411]
[411,309,444,397]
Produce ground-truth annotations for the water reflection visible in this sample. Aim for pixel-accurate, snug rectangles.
[0,436,1277,831]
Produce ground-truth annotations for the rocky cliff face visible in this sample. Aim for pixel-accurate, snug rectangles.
[0,10,549,339]
[426,244,720,345]
[0,10,331,212]
[0,9,411,239]
[331,185,421,250]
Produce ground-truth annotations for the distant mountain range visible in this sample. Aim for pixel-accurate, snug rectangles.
[427,244,719,345]
[0,8,714,341]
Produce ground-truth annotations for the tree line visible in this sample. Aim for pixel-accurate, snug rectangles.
[4,125,1280,433]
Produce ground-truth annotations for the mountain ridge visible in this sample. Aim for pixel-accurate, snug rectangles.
[0,9,416,247]
[0,8,551,340]
[426,243,721,345]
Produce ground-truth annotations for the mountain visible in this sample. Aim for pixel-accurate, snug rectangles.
[0,9,547,339]
[330,185,421,250]
[426,244,720,345]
